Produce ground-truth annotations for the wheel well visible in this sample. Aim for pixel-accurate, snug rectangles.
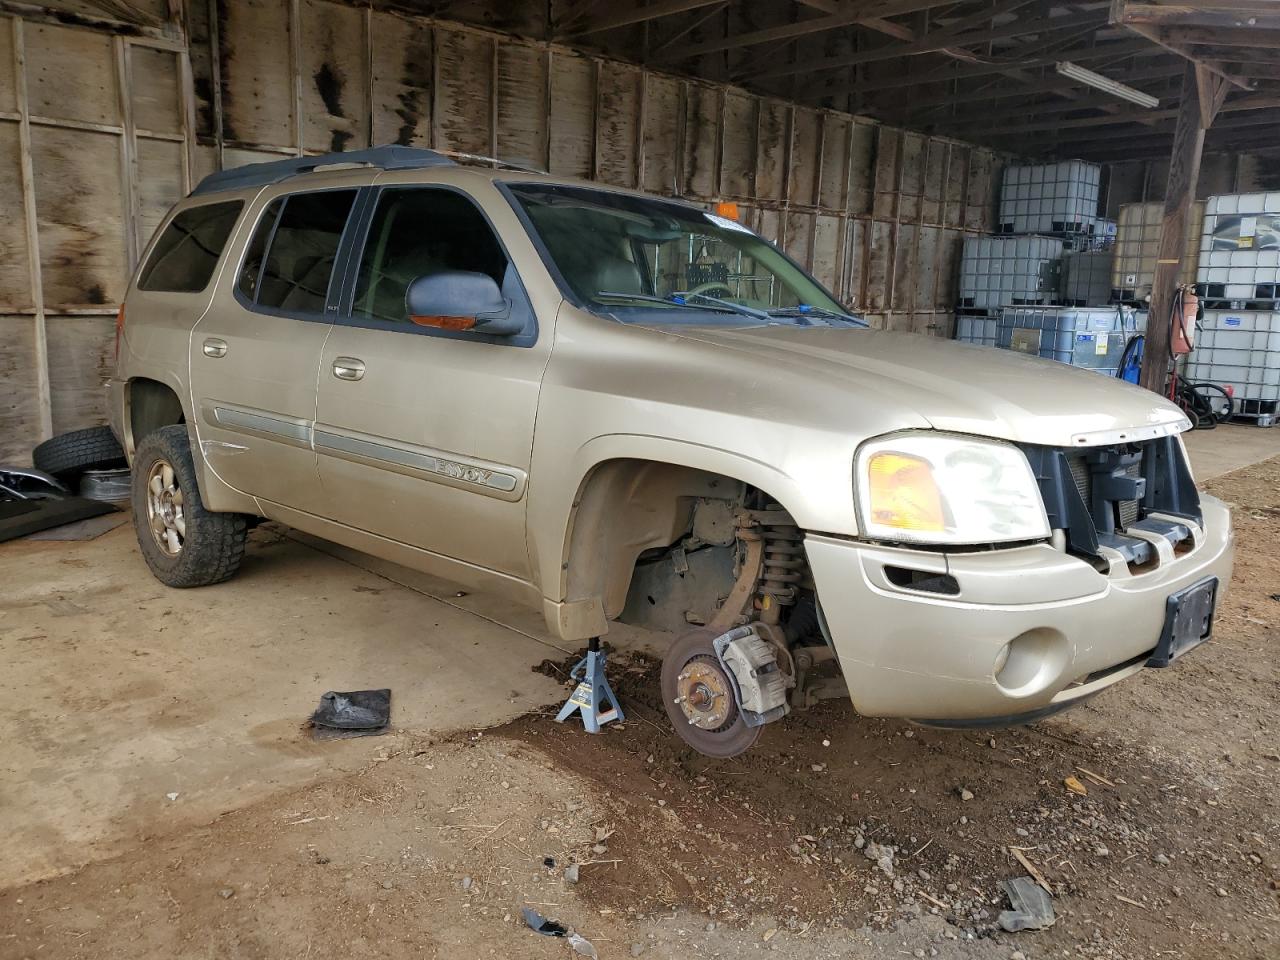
[127,378,185,456]
[561,458,779,625]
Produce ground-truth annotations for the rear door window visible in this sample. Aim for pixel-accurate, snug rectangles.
[138,200,244,292]
[238,189,358,315]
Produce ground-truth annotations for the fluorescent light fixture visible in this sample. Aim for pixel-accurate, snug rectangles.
[1055,61,1160,109]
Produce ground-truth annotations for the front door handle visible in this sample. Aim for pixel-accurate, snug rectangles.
[202,337,227,359]
[332,357,365,381]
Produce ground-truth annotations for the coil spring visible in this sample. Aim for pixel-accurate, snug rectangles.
[758,505,804,609]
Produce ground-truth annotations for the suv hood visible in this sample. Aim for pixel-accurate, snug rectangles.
[647,324,1190,447]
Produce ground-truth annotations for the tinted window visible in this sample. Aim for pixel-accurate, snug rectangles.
[239,189,357,314]
[352,189,508,324]
[138,200,244,292]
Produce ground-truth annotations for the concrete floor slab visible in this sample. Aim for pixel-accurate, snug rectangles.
[0,523,563,888]
[1182,422,1280,480]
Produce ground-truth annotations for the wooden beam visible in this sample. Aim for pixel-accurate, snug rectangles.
[925,91,1280,135]
[571,0,727,37]
[1117,2,1280,32]
[653,0,953,61]
[814,37,1151,94]
[1140,62,1218,395]
[1195,61,1229,126]
[750,0,1055,82]
[891,63,1186,112]
[1118,19,1254,89]
[648,2,730,57]
[12,18,53,443]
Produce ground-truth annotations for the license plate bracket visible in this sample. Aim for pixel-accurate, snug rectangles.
[1147,576,1218,668]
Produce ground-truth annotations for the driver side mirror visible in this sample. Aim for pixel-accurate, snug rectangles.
[404,271,522,336]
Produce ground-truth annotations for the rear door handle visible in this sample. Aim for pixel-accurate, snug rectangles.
[332,357,365,381]
[202,337,227,359]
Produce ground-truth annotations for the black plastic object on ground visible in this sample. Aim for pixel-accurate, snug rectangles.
[309,689,391,740]
[998,877,1057,932]
[520,906,567,937]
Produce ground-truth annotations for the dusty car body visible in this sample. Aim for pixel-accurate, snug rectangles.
[110,146,1234,757]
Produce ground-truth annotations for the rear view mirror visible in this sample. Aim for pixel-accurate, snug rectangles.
[405,271,522,336]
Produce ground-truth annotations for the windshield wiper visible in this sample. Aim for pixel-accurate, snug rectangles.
[767,305,868,327]
[593,291,738,314]
[681,293,771,320]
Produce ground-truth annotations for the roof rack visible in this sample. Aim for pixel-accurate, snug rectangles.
[190,145,456,197]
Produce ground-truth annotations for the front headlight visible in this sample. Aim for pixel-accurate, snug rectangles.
[855,433,1050,545]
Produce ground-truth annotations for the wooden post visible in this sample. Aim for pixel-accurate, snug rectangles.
[1139,62,1226,393]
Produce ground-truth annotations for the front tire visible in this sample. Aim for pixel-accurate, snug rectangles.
[131,424,247,587]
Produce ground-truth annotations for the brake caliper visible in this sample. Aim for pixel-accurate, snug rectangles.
[712,624,790,728]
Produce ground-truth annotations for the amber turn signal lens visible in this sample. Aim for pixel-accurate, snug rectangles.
[866,452,945,532]
[409,314,476,330]
[714,201,739,221]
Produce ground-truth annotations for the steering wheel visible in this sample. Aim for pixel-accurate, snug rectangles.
[687,281,735,299]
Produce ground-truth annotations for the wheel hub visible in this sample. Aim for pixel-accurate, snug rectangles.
[145,459,186,557]
[674,656,734,730]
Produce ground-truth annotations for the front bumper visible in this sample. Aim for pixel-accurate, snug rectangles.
[805,494,1234,721]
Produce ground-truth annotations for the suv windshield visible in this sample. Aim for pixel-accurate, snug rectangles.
[505,183,863,327]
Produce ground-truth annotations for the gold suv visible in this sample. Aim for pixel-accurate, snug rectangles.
[109,147,1234,757]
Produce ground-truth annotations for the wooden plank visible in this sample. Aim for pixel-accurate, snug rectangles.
[370,11,432,148]
[641,73,679,195]
[13,18,50,441]
[0,15,15,114]
[130,44,183,135]
[25,21,116,126]
[0,0,176,43]
[943,142,967,228]
[866,219,892,312]
[218,0,294,149]
[113,36,140,269]
[31,125,127,310]
[872,126,900,220]
[596,61,640,186]
[719,90,756,197]
[0,314,42,462]
[818,113,849,210]
[811,213,841,291]
[300,0,368,153]
[898,131,924,222]
[848,121,874,215]
[135,136,185,253]
[0,111,33,310]
[681,82,717,198]
[435,27,493,155]
[754,99,788,200]
[789,107,820,207]
[46,314,114,434]
[495,40,547,169]
[549,49,594,178]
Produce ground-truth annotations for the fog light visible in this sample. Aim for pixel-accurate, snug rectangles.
[994,628,1069,697]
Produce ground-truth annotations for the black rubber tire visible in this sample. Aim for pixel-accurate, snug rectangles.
[32,426,126,481]
[661,628,763,759]
[131,424,247,588]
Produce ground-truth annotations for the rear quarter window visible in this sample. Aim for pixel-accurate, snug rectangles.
[138,200,245,293]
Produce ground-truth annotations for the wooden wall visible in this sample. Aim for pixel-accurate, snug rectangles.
[0,0,1006,464]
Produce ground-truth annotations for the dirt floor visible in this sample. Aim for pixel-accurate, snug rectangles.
[2,452,1277,960]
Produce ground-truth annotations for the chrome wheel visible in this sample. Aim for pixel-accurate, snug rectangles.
[145,458,185,556]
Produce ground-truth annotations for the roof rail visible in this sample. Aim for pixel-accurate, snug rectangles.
[190,145,456,197]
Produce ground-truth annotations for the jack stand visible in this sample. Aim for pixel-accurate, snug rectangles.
[555,637,624,733]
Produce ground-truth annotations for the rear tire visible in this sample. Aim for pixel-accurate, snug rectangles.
[32,426,125,481]
[131,424,247,587]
